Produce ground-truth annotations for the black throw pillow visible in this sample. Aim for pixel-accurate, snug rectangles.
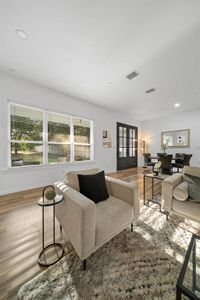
[78,171,109,204]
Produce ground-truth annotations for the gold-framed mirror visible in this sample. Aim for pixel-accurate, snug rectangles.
[161,129,190,148]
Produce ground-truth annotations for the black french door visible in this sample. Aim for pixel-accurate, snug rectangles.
[117,122,138,170]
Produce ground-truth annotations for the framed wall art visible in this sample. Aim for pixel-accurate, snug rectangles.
[102,130,112,148]
[161,129,190,148]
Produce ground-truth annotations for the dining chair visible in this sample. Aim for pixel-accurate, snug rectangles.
[183,154,192,166]
[175,154,192,172]
[143,153,155,172]
[171,153,185,173]
[157,153,167,159]
[160,154,173,175]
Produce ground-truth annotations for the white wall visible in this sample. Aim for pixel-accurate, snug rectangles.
[142,109,200,166]
[0,72,141,195]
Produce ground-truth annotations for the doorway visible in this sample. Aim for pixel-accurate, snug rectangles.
[116,122,138,170]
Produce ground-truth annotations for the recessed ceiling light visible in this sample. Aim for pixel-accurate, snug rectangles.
[174,103,181,107]
[107,82,112,86]
[16,29,28,40]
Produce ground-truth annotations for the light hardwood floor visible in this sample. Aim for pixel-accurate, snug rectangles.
[0,167,159,300]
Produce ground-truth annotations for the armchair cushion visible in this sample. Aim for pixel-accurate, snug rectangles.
[173,181,188,201]
[78,171,109,204]
[96,196,133,245]
[185,173,200,202]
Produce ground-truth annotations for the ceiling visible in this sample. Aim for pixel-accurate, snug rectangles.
[0,0,200,121]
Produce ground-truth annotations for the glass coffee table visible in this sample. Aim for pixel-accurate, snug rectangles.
[143,172,169,213]
[176,234,200,300]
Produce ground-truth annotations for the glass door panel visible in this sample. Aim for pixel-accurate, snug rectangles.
[117,123,138,170]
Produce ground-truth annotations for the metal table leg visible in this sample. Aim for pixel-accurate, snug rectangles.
[143,175,146,205]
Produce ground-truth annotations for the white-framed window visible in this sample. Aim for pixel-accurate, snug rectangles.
[73,117,93,161]
[47,112,71,164]
[9,103,44,167]
[8,102,93,167]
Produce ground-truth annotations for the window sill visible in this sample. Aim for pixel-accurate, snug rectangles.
[2,160,95,174]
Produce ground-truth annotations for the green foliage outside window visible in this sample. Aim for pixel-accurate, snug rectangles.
[9,104,93,167]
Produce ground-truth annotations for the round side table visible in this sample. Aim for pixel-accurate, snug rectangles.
[37,186,65,267]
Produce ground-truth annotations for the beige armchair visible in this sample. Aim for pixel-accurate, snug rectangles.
[162,166,200,223]
[54,168,140,269]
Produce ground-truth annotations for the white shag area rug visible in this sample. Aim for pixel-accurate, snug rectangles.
[18,205,199,300]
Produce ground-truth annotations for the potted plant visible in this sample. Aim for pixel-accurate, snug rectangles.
[161,142,168,154]
[154,161,162,176]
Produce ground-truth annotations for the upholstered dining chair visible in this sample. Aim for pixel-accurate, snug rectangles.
[175,154,192,172]
[171,153,185,173]
[183,154,192,166]
[143,153,155,172]
[157,152,167,158]
[160,154,173,175]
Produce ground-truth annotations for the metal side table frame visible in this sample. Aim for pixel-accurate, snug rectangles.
[143,173,168,214]
[37,185,65,267]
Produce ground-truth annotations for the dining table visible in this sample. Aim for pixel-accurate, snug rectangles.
[150,156,183,162]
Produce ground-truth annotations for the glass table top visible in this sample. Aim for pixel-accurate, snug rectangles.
[37,194,64,207]
[144,172,169,180]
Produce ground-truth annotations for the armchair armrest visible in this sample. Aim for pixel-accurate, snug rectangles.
[105,176,140,219]
[54,181,96,260]
[162,173,183,210]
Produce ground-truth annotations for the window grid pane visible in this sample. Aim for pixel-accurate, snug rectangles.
[48,113,70,143]
[11,142,43,166]
[10,104,43,142]
[48,144,70,164]
[9,104,93,167]
[74,145,90,161]
[73,117,90,143]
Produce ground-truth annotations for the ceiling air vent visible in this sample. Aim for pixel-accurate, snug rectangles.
[126,70,139,80]
[145,88,156,94]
